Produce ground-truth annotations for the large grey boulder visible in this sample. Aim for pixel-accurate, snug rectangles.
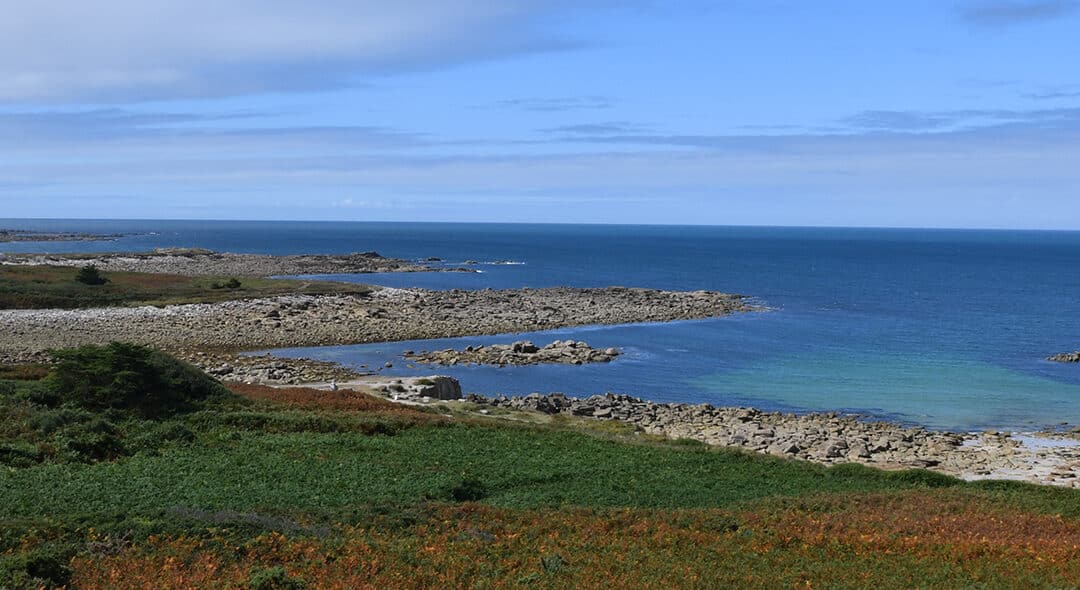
[416,376,462,400]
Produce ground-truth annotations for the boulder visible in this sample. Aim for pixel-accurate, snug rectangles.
[415,376,462,400]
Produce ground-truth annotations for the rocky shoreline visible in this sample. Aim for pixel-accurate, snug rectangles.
[0,287,751,364]
[0,248,466,276]
[169,349,1080,488]
[2,245,1075,488]
[1049,351,1080,363]
[469,392,1080,487]
[404,339,620,366]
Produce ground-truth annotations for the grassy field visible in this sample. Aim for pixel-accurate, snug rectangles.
[3,350,1080,588]
[0,264,373,309]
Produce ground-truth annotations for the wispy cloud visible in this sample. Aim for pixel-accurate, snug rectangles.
[0,108,430,148]
[1025,84,1080,99]
[0,1,593,103]
[540,121,645,135]
[843,111,957,131]
[493,96,612,112]
[839,107,1080,133]
[958,0,1079,26]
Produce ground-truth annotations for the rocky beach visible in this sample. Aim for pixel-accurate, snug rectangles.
[468,392,1080,488]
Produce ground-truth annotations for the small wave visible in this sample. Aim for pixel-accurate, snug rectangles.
[449,260,526,266]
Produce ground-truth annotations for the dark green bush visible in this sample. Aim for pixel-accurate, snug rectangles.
[0,544,74,589]
[248,565,306,590]
[30,407,95,435]
[74,265,107,285]
[210,277,242,290]
[47,343,234,418]
[0,442,44,467]
[55,418,127,462]
[437,478,488,502]
[0,379,58,406]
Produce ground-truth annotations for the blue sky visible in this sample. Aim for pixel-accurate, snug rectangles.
[2,1,1079,228]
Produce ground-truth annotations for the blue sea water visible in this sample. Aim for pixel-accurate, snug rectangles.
[3,218,1080,431]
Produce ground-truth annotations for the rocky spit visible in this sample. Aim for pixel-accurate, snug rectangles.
[405,339,620,367]
[1049,351,1080,363]
[187,352,368,385]
[2,248,451,276]
[0,229,126,243]
[0,287,750,364]
[469,392,1080,487]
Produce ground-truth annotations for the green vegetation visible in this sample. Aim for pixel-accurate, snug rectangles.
[74,265,107,286]
[49,343,234,417]
[3,344,1080,588]
[210,277,242,290]
[0,344,239,467]
[0,264,373,309]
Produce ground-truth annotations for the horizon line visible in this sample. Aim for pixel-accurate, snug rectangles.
[2,216,1080,233]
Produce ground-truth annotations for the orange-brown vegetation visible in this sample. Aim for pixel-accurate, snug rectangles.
[0,364,49,380]
[227,383,437,417]
[70,493,1080,589]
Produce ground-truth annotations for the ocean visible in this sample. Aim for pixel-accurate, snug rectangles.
[3,218,1079,432]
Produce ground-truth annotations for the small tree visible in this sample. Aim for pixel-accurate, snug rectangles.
[75,265,108,285]
[47,343,234,418]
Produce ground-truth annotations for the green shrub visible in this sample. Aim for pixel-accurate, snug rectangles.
[29,407,95,435]
[248,565,305,590]
[540,553,567,573]
[55,418,127,462]
[74,265,107,285]
[0,544,74,589]
[128,421,196,455]
[47,343,234,418]
[0,442,44,467]
[210,278,242,290]
[435,477,488,502]
[0,379,58,406]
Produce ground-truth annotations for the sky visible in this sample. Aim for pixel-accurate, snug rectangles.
[1,0,1079,228]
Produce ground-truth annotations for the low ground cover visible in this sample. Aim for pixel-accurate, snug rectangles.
[0,265,372,309]
[2,345,1079,588]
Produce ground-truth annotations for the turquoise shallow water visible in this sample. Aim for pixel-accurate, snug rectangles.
[3,219,1080,431]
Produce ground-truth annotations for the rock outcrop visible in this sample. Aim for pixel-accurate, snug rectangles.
[1049,351,1080,363]
[405,340,620,367]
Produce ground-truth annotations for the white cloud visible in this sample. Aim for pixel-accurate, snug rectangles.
[0,1,574,102]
